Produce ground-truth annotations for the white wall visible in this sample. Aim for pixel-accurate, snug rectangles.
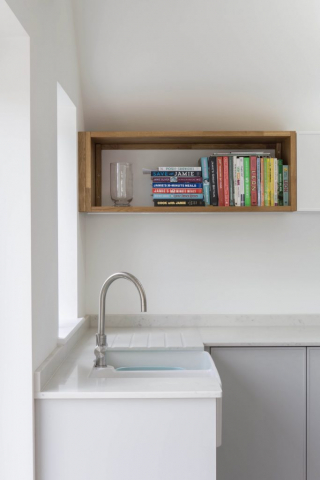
[6,0,85,369]
[57,83,78,321]
[0,3,33,479]
[74,0,320,315]
[86,213,320,314]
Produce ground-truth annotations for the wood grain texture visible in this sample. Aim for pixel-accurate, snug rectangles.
[91,206,293,213]
[90,131,292,145]
[290,132,297,211]
[78,132,87,211]
[282,132,297,210]
[84,132,92,211]
[95,144,101,206]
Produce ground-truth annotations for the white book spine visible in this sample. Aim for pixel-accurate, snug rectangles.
[239,157,245,206]
[233,156,238,206]
[158,166,202,171]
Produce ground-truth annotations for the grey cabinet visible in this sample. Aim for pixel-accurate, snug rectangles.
[307,347,320,480]
[211,347,306,480]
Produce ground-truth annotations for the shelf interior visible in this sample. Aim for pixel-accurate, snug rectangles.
[78,131,297,213]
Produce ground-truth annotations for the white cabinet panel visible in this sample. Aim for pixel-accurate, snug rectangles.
[307,347,320,480]
[297,132,320,211]
[211,347,306,480]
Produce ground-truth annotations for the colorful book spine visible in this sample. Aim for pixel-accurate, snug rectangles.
[283,165,289,205]
[223,156,230,206]
[217,157,224,206]
[235,157,241,206]
[233,157,238,206]
[154,199,205,207]
[274,158,278,206]
[199,157,210,206]
[151,171,201,177]
[203,181,210,206]
[158,166,202,171]
[244,157,251,206]
[257,157,261,206]
[152,176,203,183]
[153,193,204,199]
[199,157,209,180]
[209,156,218,206]
[152,188,203,194]
[250,156,257,206]
[152,183,202,188]
[240,157,245,206]
[260,158,264,206]
[229,156,234,206]
[278,159,283,206]
[264,158,269,206]
[270,158,274,206]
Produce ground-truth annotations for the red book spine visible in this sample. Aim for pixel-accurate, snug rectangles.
[250,156,257,206]
[152,188,203,194]
[223,156,229,206]
[217,157,224,206]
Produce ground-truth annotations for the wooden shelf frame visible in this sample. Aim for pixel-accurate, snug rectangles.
[78,131,297,213]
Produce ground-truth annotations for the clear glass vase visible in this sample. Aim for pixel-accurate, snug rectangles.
[110,162,133,206]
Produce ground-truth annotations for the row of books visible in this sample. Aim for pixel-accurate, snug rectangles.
[201,156,290,207]
[145,156,289,207]
[150,167,205,206]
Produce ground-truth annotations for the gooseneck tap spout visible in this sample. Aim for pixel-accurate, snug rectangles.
[94,272,147,367]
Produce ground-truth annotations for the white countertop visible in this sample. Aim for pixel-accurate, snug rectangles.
[35,321,320,400]
[200,326,320,346]
[35,328,220,400]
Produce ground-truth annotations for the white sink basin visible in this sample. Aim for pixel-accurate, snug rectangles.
[90,350,222,383]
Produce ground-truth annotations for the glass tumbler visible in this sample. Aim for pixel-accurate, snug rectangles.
[110,162,133,206]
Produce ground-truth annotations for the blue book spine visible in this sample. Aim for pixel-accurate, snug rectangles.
[153,193,204,200]
[151,171,200,177]
[200,157,209,180]
[152,183,203,189]
[203,181,210,206]
[257,157,261,206]
[151,171,178,176]
[283,166,289,205]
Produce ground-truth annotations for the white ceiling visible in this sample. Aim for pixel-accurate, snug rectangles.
[72,0,320,132]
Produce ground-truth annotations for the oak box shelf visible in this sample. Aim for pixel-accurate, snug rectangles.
[78,131,297,213]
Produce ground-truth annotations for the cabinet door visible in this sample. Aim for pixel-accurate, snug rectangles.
[211,347,306,480]
[297,132,320,211]
[307,347,320,480]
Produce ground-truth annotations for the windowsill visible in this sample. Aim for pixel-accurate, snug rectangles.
[58,317,86,345]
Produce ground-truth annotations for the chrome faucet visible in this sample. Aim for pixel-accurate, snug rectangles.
[94,272,147,367]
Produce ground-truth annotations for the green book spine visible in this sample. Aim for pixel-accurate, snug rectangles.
[264,158,269,206]
[229,156,234,206]
[283,165,289,206]
[278,159,283,206]
[244,157,251,206]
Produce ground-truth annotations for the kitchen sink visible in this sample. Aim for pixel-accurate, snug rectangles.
[89,349,222,381]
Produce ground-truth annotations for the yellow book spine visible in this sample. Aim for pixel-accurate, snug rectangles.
[270,158,274,206]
